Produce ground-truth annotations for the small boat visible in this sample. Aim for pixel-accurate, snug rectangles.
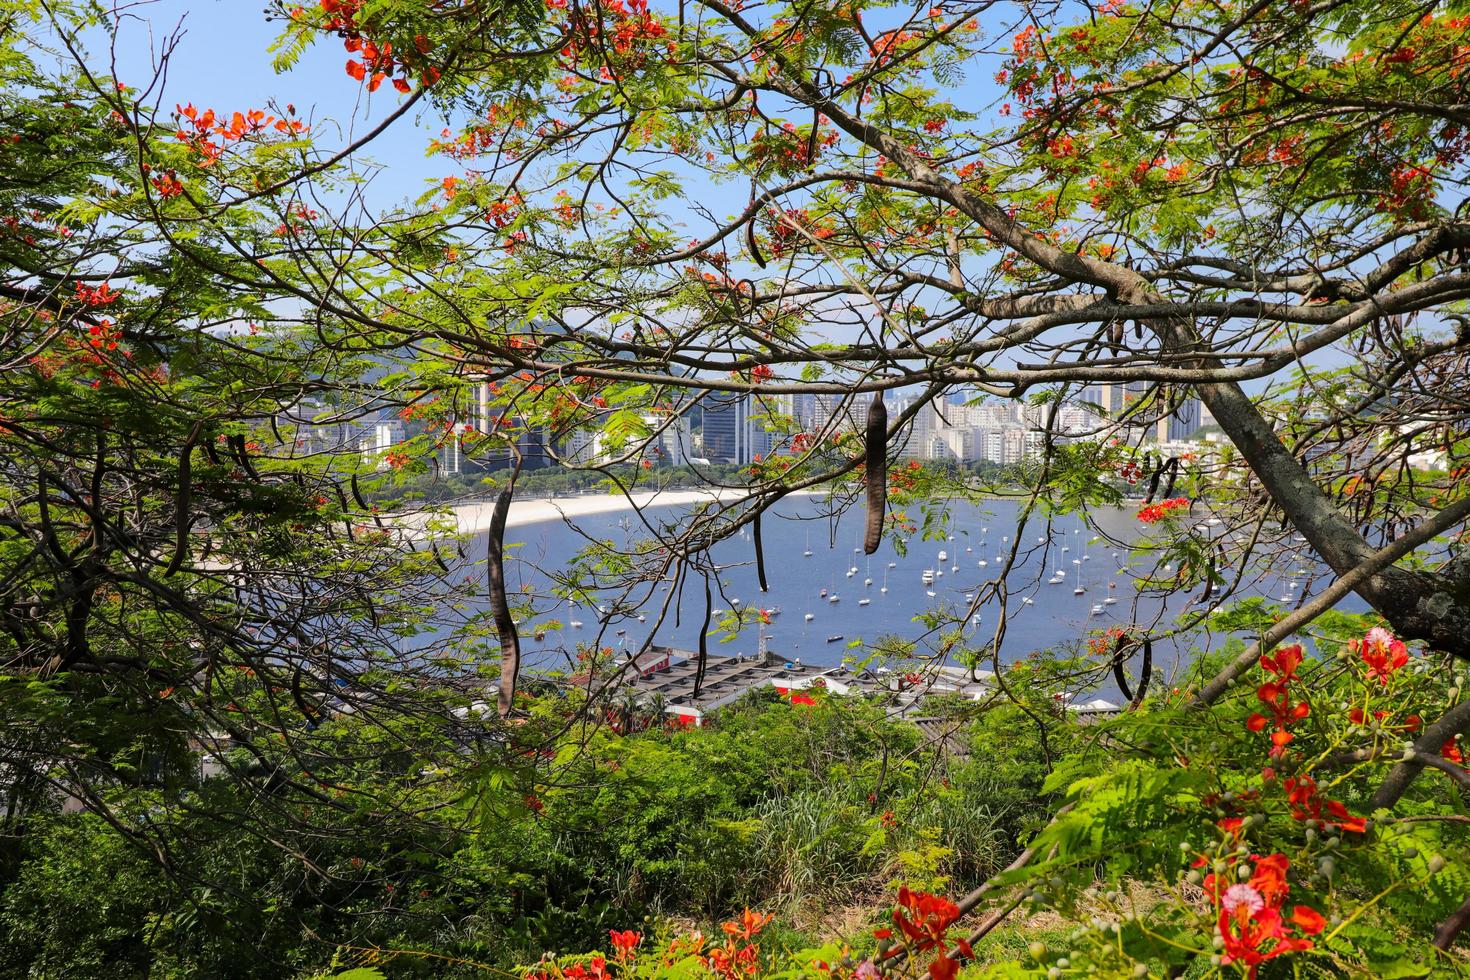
[853,546,862,553]
[951,565,958,573]
[804,613,815,622]
[887,562,897,568]
[803,531,813,558]
[935,568,944,577]
[826,634,844,643]
[1082,554,1091,561]
[766,607,782,617]
[964,593,973,601]
[820,588,828,598]
[616,628,628,636]
[978,559,989,567]
[846,569,855,578]
[1062,546,1070,553]
[1055,569,1066,578]
[965,547,972,553]
[1108,581,1117,590]
[828,594,840,603]
[637,614,646,623]
[948,535,955,542]
[1073,587,1085,596]
[1104,596,1117,605]
[1049,576,1063,585]
[880,585,888,594]
[1090,604,1103,615]
[938,550,948,562]
[1036,536,1045,544]
[921,570,935,584]
[732,598,743,606]
[926,590,937,597]
[570,620,584,628]
[858,598,871,606]
[1022,597,1035,605]
[1072,558,1082,565]
[803,549,813,557]
[864,578,872,587]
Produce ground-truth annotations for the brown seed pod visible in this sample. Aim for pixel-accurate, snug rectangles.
[1111,631,1135,704]
[695,576,712,698]
[1130,638,1153,710]
[747,218,767,269]
[754,511,768,592]
[864,391,888,555]
[164,423,204,577]
[487,485,521,718]
[1161,456,1179,499]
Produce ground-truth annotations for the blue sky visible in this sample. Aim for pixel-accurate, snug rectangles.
[97,0,448,206]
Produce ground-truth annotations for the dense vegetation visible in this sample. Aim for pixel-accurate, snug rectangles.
[3,0,1470,975]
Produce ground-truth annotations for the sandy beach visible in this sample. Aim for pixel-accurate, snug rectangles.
[446,487,818,535]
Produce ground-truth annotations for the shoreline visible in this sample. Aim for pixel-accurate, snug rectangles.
[450,487,822,534]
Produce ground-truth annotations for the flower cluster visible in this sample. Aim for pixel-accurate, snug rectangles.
[1352,626,1408,684]
[1135,497,1189,523]
[173,104,306,165]
[1197,852,1325,977]
[870,887,972,979]
[311,0,439,91]
[1246,644,1310,757]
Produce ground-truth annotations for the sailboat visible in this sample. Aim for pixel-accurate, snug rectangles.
[864,559,873,587]
[803,530,813,558]
[880,567,889,594]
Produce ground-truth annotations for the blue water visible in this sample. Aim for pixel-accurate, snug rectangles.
[479,495,1358,675]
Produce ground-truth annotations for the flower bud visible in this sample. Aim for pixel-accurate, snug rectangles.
[1430,855,1447,874]
[1028,942,1047,960]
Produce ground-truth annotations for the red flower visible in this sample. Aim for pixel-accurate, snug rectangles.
[608,929,641,957]
[928,954,960,980]
[1357,627,1408,683]
[893,887,962,953]
[1213,854,1322,978]
[1136,497,1190,523]
[721,908,772,940]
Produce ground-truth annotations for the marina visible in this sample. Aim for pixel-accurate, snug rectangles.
[467,495,1359,678]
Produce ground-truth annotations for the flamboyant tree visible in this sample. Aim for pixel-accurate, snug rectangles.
[5,0,1470,971]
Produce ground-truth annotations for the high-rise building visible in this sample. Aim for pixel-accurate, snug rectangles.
[470,380,553,470]
[699,393,773,464]
[1083,383,1203,442]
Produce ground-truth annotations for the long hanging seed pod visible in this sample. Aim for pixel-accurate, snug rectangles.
[487,485,522,718]
[1161,456,1179,499]
[1129,639,1154,711]
[863,390,888,555]
[164,422,204,577]
[753,511,769,592]
[694,576,713,698]
[1111,632,1135,704]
